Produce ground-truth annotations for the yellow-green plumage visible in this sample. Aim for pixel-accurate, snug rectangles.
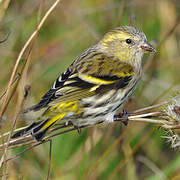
[12,26,155,141]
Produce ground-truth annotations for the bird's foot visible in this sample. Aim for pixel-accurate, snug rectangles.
[114,109,131,126]
[74,126,81,134]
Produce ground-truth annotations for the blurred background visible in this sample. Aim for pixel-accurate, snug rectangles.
[0,0,180,179]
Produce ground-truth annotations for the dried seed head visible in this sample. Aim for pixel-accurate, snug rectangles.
[162,130,180,149]
[165,95,180,122]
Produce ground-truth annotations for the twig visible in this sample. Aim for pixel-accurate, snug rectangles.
[0,111,179,165]
[47,139,52,180]
[0,2,62,176]
[3,139,48,164]
[0,85,30,175]
[132,100,169,113]
[0,73,21,100]
[0,0,62,119]
[0,126,28,139]
[0,113,174,143]
[129,117,172,125]
[0,90,179,165]
[0,110,179,151]
[129,111,162,118]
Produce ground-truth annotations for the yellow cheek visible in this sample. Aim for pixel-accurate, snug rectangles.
[101,31,134,61]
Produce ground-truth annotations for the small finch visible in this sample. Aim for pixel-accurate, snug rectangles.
[12,26,155,141]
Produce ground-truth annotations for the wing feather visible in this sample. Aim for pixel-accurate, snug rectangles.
[25,52,135,113]
[24,68,71,112]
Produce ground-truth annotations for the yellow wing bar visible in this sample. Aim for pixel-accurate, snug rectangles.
[79,73,118,85]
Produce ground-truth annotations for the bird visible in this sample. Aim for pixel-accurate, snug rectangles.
[12,26,155,141]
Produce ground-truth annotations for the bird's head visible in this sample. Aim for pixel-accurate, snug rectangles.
[99,26,155,66]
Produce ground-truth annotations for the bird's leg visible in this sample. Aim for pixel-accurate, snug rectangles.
[74,126,81,134]
[67,121,81,134]
[65,121,69,126]
[114,109,131,126]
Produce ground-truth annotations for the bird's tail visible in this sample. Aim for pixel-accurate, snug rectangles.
[11,118,57,141]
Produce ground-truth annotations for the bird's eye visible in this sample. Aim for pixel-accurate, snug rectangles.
[126,39,132,44]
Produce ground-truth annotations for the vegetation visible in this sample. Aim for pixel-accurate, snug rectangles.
[0,0,179,179]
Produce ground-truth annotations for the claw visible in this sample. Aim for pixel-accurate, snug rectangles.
[114,109,131,126]
[74,126,81,134]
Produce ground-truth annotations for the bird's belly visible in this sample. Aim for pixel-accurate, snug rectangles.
[71,77,140,127]
[71,88,130,126]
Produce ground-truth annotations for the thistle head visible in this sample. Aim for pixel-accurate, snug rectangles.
[100,26,155,65]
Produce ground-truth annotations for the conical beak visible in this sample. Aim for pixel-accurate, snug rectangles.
[140,42,156,53]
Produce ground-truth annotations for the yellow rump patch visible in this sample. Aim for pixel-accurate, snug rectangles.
[42,101,83,130]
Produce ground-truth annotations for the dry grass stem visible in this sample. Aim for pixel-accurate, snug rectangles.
[47,140,52,180]
[0,0,62,118]
[0,1,62,177]
[0,102,180,152]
